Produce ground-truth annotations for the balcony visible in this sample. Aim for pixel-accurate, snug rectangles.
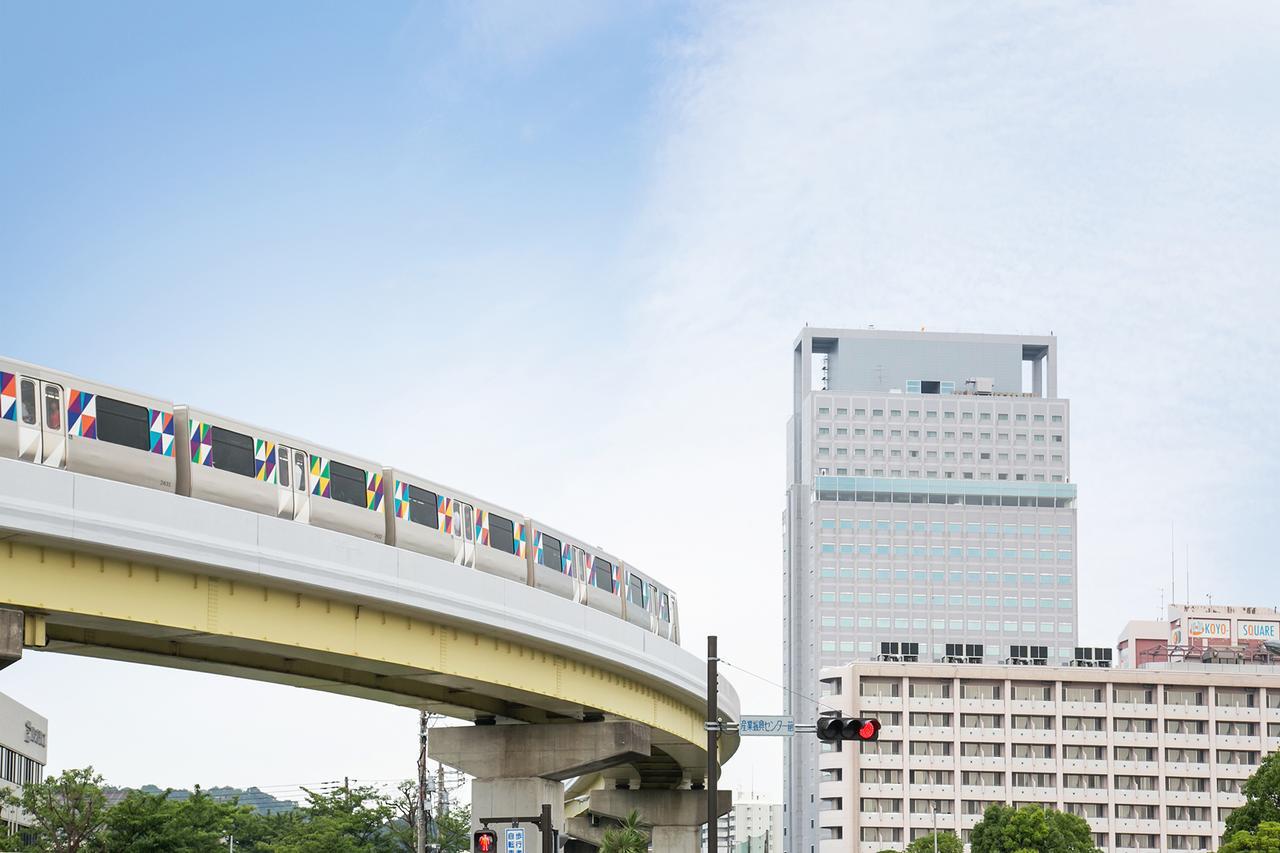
[1009,700,1056,714]
[908,725,955,741]
[907,813,957,830]
[1216,734,1264,751]
[1112,702,1157,717]
[908,697,957,712]
[1010,786,1059,802]
[958,698,1006,714]
[1059,701,1107,716]
[958,726,1005,742]
[1163,732,1210,749]
[1215,704,1261,722]
[959,755,1008,771]
[1164,789,1213,805]
[908,754,955,769]
[1060,729,1107,745]
[1008,727,1055,743]
[1009,756,1057,773]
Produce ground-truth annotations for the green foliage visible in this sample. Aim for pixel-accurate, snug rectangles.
[2,767,109,853]
[96,786,252,853]
[1228,751,1280,837]
[1221,822,1280,853]
[433,805,472,853]
[907,831,964,853]
[0,769,447,853]
[600,810,648,853]
[969,803,1099,853]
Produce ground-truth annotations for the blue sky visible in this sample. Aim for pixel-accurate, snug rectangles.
[2,1,1279,803]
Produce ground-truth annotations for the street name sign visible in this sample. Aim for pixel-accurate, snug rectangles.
[737,715,795,736]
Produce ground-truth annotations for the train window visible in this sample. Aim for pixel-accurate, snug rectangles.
[628,574,645,606]
[329,460,366,507]
[488,513,515,554]
[660,593,671,622]
[592,559,614,592]
[43,386,61,430]
[209,426,255,478]
[19,380,36,425]
[294,451,306,491]
[538,533,562,571]
[405,485,438,529]
[278,449,290,487]
[95,396,150,451]
[648,583,658,610]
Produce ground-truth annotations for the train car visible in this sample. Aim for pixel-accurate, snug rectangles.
[621,564,680,641]
[527,519,626,619]
[383,468,527,583]
[175,407,384,543]
[0,357,175,491]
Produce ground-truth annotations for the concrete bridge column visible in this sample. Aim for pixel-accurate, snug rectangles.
[587,788,732,853]
[0,609,22,671]
[429,721,651,850]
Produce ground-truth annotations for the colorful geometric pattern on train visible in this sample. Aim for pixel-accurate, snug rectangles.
[254,439,276,482]
[190,420,213,465]
[393,480,412,519]
[147,410,174,456]
[365,470,383,511]
[0,373,15,422]
[310,456,331,498]
[67,390,97,439]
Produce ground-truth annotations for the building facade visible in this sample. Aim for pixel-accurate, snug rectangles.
[818,660,1276,853]
[784,328,1078,853]
[0,691,47,840]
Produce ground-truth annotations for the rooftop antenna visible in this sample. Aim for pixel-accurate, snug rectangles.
[1186,545,1190,607]
[1170,524,1175,613]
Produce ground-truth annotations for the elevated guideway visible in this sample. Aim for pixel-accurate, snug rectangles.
[0,458,739,811]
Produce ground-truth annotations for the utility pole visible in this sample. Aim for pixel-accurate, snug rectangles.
[417,710,428,853]
[707,635,719,853]
[436,762,446,818]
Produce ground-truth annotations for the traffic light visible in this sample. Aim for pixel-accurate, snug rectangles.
[473,829,498,852]
[816,716,880,742]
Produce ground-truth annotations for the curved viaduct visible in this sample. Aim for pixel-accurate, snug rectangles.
[0,458,738,849]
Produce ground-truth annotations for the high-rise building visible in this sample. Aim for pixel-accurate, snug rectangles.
[784,328,1078,853]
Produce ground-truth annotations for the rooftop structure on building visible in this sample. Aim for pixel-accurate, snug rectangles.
[1119,603,1280,669]
[784,327,1076,853]
[819,659,1276,853]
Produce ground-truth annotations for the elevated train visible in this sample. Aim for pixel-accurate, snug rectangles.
[0,358,678,641]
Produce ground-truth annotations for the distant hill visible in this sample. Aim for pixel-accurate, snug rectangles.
[102,785,299,815]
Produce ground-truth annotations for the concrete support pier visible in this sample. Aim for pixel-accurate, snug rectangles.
[429,721,651,850]
[588,788,732,853]
[0,609,22,671]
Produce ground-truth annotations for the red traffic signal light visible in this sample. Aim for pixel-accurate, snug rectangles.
[474,829,498,852]
[816,716,880,742]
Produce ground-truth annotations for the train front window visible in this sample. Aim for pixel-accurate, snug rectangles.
[488,513,515,554]
[538,534,562,572]
[96,396,150,451]
[329,460,367,507]
[628,575,645,606]
[294,451,306,491]
[43,386,61,430]
[592,559,613,592]
[19,380,36,425]
[278,450,290,487]
[209,426,255,477]
[661,593,671,622]
[405,485,438,528]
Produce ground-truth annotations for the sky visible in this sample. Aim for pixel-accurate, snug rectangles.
[1,0,1279,805]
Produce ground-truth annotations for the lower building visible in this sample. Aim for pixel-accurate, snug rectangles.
[0,691,47,840]
[816,660,1278,853]
[734,798,783,852]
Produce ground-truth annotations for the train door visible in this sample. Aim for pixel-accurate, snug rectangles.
[647,582,660,633]
[571,547,588,603]
[452,501,476,568]
[668,594,680,644]
[277,447,309,522]
[39,382,66,468]
[15,377,40,463]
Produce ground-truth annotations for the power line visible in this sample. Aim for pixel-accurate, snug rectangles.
[718,657,840,714]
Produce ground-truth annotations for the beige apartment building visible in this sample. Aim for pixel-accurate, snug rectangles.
[816,661,1278,853]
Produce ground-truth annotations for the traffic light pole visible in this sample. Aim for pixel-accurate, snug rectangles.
[707,634,718,853]
[475,804,554,853]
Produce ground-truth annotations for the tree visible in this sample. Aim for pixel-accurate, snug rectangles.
[969,803,1099,853]
[0,767,108,853]
[600,810,648,853]
[1228,751,1280,837]
[96,786,253,853]
[433,805,471,853]
[907,831,963,853]
[267,784,398,853]
[1221,822,1280,853]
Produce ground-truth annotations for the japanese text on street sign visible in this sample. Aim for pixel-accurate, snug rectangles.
[506,827,525,853]
[738,715,795,736]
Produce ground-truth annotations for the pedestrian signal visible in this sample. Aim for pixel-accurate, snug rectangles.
[474,829,498,852]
